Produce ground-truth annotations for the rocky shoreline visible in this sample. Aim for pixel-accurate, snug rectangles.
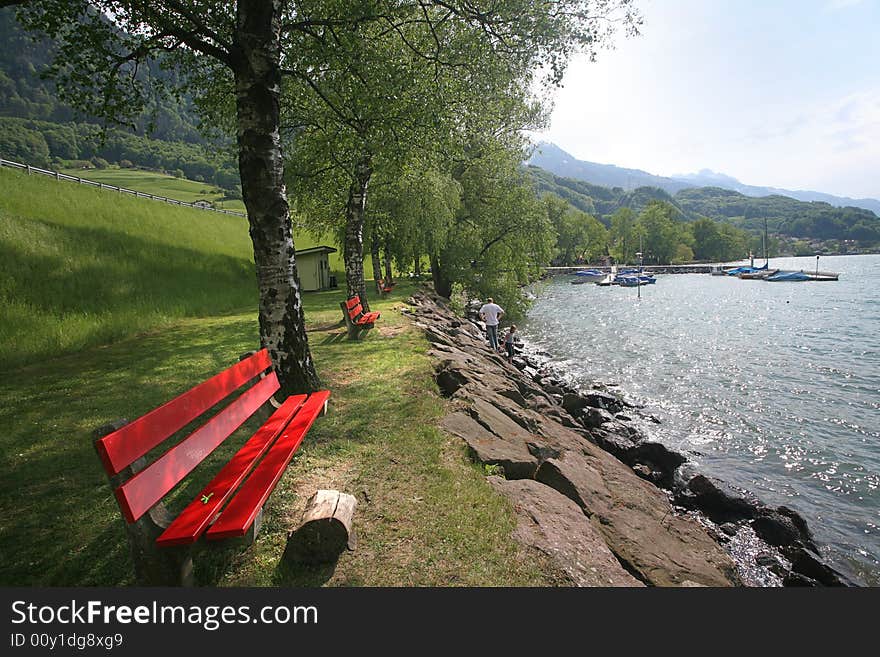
[403,287,853,587]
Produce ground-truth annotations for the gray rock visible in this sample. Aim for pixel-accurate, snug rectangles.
[435,368,469,397]
[489,477,643,587]
[678,474,761,522]
[752,513,804,548]
[440,412,538,480]
[561,393,588,415]
[783,572,820,587]
[632,464,653,480]
[784,546,852,587]
[755,552,778,567]
[719,522,739,536]
[535,451,740,587]
[579,406,616,428]
[582,391,625,414]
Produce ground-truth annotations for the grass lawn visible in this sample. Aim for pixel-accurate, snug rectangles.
[0,282,563,586]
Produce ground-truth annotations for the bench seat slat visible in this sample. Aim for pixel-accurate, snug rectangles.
[115,373,280,523]
[155,394,308,547]
[345,297,361,311]
[205,390,331,541]
[96,349,272,475]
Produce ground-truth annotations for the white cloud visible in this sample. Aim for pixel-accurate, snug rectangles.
[532,1,880,199]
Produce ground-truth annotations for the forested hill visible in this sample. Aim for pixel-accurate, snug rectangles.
[527,165,880,245]
[0,8,241,191]
[0,8,203,143]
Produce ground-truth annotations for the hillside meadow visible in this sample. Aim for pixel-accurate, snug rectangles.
[0,167,357,370]
[59,166,248,212]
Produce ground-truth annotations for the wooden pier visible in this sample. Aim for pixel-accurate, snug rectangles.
[544,264,714,275]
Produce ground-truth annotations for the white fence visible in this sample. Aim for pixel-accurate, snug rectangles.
[0,157,246,217]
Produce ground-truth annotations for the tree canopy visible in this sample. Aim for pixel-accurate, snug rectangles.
[9,0,642,387]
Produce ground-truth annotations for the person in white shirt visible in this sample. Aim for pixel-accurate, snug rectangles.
[478,297,505,351]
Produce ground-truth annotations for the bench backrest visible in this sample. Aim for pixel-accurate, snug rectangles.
[345,295,365,319]
[94,349,277,523]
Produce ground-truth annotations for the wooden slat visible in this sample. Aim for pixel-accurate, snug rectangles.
[205,390,330,541]
[114,373,280,523]
[95,349,272,475]
[156,394,308,546]
[345,297,361,310]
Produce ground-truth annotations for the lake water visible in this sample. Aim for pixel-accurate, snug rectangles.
[521,254,880,586]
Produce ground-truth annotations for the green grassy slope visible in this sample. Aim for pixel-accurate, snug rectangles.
[0,167,364,370]
[0,167,257,370]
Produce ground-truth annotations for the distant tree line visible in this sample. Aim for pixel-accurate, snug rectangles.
[543,196,755,266]
[0,117,240,192]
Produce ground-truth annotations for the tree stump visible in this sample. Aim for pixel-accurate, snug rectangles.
[283,490,357,564]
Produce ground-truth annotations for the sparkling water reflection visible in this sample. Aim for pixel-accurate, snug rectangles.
[522,254,880,585]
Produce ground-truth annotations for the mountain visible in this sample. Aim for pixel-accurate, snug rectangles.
[672,169,880,216]
[527,142,693,195]
[528,142,880,216]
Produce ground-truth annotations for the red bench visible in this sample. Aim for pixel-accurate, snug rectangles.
[93,348,329,585]
[340,294,380,339]
[377,279,396,296]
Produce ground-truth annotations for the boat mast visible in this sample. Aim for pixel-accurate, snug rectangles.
[764,217,769,266]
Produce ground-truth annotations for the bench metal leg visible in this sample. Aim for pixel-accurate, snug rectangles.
[94,421,194,586]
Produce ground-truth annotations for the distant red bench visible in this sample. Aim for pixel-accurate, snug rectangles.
[340,294,380,339]
[93,348,329,585]
[377,279,396,296]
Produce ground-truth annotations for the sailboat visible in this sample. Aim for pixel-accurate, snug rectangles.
[737,219,775,279]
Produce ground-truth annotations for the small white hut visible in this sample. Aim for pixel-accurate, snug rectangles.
[296,246,337,291]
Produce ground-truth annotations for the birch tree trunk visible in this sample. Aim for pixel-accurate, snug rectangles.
[343,154,373,311]
[233,0,320,394]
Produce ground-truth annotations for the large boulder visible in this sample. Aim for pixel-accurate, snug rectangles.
[440,412,538,479]
[783,546,853,587]
[489,477,643,587]
[535,450,740,587]
[581,390,626,415]
[752,510,813,549]
[676,474,762,522]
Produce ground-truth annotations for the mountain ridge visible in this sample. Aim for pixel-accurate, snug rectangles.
[528,142,880,216]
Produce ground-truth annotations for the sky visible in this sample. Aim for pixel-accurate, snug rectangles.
[534,0,880,199]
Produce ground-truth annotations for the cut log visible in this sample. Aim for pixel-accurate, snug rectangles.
[282,490,357,564]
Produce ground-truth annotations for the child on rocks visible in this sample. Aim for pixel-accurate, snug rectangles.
[502,325,517,363]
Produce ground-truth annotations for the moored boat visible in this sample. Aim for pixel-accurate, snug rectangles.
[766,270,810,282]
[572,268,606,283]
[738,268,778,280]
